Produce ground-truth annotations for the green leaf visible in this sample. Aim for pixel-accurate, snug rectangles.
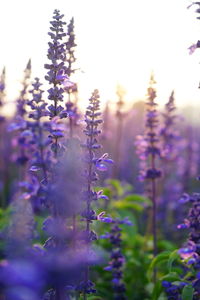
[113,200,144,211]
[106,179,124,196]
[112,193,152,211]
[151,281,163,300]
[182,284,194,300]
[0,207,12,230]
[161,272,180,282]
[123,194,151,205]
[167,250,179,272]
[147,252,171,280]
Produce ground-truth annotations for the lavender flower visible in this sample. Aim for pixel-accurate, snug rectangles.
[177,193,200,298]
[26,78,51,210]
[63,38,80,247]
[136,74,161,281]
[44,10,69,159]
[181,126,200,192]
[65,17,79,139]
[66,17,77,78]
[28,78,49,177]
[44,9,67,118]
[158,91,186,234]
[8,60,32,182]
[160,91,179,160]
[113,85,126,178]
[0,67,6,121]
[101,217,132,300]
[80,90,113,298]
[0,67,6,207]
[162,281,186,300]
[145,75,161,271]
[16,59,31,118]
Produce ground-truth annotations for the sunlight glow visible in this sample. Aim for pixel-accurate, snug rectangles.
[0,0,200,114]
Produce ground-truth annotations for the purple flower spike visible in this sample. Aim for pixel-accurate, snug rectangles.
[136,74,160,260]
[44,9,68,127]
[81,89,112,297]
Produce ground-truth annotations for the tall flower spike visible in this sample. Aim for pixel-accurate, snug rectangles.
[138,74,161,281]
[160,90,177,159]
[65,17,79,138]
[16,59,31,117]
[102,218,132,300]
[8,60,32,179]
[27,78,51,209]
[0,67,6,208]
[66,17,77,77]
[113,85,126,178]
[80,90,113,298]
[159,91,184,236]
[44,9,68,119]
[0,67,6,109]
[28,78,49,177]
[44,10,68,158]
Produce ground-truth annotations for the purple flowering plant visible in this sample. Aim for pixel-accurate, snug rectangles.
[2,3,200,300]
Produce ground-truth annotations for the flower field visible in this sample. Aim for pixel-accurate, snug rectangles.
[1,3,200,300]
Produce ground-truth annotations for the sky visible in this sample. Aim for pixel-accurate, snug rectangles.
[0,0,200,114]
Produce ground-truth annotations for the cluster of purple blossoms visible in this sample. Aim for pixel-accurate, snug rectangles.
[7,60,32,180]
[27,78,49,173]
[135,74,161,182]
[101,216,132,300]
[44,9,68,118]
[112,85,127,178]
[44,10,69,158]
[162,281,186,300]
[66,17,77,78]
[65,17,79,138]
[16,59,32,118]
[44,9,79,162]
[80,89,113,297]
[0,67,6,207]
[176,193,200,299]
[26,78,52,210]
[144,74,161,181]
[180,126,200,191]
[136,74,161,263]
[158,91,185,231]
[160,90,180,160]
[10,61,31,137]
[0,67,6,122]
